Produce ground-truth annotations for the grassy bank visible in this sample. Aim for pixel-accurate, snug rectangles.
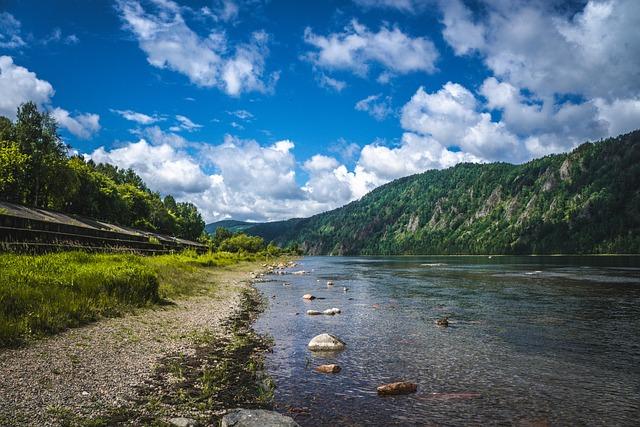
[0,250,269,347]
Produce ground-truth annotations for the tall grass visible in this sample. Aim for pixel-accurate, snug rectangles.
[0,250,263,347]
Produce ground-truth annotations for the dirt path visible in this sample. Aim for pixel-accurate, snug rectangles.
[0,264,263,426]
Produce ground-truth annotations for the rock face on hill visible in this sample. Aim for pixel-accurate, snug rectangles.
[243,131,640,255]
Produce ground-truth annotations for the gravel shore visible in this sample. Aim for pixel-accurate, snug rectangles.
[0,264,265,426]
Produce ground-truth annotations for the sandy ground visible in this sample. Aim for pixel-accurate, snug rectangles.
[0,265,261,426]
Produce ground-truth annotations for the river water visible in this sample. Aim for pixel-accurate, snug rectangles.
[254,256,640,426]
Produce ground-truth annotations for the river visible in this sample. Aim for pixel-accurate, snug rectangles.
[254,256,640,426]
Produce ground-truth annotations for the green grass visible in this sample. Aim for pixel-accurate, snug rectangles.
[0,250,266,347]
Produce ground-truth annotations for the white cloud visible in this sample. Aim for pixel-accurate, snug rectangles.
[303,154,340,172]
[355,93,393,120]
[0,12,26,49]
[353,0,425,13]
[0,56,54,119]
[594,97,640,137]
[175,114,202,131]
[89,139,209,195]
[304,20,438,80]
[227,109,253,120]
[0,56,102,140]
[111,108,162,124]
[438,0,485,55]
[440,0,640,100]
[51,108,101,140]
[116,0,277,96]
[317,73,347,92]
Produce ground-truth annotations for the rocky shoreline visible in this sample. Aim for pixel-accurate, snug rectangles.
[0,261,297,426]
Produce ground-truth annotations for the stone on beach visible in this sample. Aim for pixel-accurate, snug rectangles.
[376,381,418,396]
[306,310,322,315]
[323,308,341,315]
[315,364,341,373]
[221,409,300,427]
[308,333,346,351]
[303,294,316,300]
[168,417,197,427]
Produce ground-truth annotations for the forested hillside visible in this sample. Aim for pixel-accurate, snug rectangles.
[0,103,205,240]
[245,131,640,255]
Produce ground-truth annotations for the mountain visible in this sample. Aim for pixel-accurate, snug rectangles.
[243,131,640,255]
[204,220,258,234]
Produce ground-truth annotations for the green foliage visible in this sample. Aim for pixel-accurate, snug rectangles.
[0,252,159,346]
[0,249,276,347]
[0,140,29,201]
[219,234,265,253]
[250,131,640,255]
[0,103,205,240]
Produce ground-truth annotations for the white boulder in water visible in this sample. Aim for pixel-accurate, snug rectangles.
[308,333,346,351]
[323,308,341,315]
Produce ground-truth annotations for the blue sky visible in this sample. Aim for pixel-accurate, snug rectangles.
[1,0,639,222]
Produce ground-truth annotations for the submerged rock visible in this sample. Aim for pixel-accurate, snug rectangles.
[377,381,418,396]
[221,409,300,427]
[302,294,316,300]
[308,333,346,351]
[315,364,341,373]
[435,317,449,327]
[306,310,322,315]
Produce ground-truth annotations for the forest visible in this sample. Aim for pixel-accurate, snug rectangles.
[241,131,640,255]
[0,102,205,241]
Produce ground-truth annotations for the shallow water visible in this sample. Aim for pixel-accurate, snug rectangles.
[254,256,640,426]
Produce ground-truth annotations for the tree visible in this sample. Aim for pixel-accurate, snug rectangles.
[14,102,68,207]
[0,140,29,202]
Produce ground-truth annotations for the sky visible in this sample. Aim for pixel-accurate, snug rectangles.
[1,0,639,223]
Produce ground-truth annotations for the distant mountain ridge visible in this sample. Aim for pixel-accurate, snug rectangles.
[211,131,640,255]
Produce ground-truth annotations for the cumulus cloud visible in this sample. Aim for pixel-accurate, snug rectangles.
[304,20,438,80]
[0,56,102,139]
[433,0,640,156]
[51,108,101,140]
[111,108,162,124]
[0,56,54,119]
[440,0,640,100]
[355,93,393,120]
[116,0,277,96]
[89,139,210,195]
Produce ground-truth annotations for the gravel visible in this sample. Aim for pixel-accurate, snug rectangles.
[0,267,259,426]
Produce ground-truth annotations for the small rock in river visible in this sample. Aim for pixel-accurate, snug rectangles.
[303,294,315,300]
[315,364,341,374]
[327,281,334,286]
[306,310,322,315]
[323,308,341,315]
[435,317,449,327]
[376,381,418,396]
[308,333,346,351]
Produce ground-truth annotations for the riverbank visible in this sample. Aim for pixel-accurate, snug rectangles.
[0,255,289,426]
